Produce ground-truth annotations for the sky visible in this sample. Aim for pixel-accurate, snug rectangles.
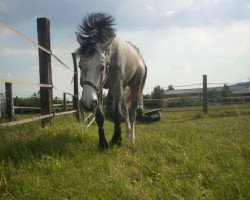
[0,0,250,98]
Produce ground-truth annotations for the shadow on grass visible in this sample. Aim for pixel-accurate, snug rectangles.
[136,117,160,125]
[0,132,94,165]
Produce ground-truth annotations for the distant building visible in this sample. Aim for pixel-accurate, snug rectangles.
[230,82,250,96]
[165,82,250,99]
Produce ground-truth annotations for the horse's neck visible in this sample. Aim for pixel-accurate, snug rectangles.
[109,36,122,63]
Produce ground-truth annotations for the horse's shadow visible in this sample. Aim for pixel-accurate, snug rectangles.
[0,132,97,165]
[136,117,160,125]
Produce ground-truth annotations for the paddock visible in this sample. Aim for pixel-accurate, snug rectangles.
[0,108,249,199]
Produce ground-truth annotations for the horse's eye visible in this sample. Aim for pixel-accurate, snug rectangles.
[100,65,105,71]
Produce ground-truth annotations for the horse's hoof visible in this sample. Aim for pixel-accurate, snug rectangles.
[109,138,122,147]
[98,141,109,150]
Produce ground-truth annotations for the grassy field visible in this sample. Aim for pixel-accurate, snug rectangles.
[0,108,249,199]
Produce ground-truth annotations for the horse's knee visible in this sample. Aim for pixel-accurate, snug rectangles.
[114,111,123,123]
[96,108,104,125]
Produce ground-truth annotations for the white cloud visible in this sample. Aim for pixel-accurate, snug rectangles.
[185,0,195,9]
[166,10,175,16]
[146,5,155,11]
[119,19,250,93]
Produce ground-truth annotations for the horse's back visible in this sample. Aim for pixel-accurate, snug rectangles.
[122,41,146,94]
[109,37,146,92]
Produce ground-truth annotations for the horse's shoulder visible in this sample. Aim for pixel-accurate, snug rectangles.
[125,41,140,54]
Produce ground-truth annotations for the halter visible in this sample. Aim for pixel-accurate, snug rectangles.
[81,35,115,102]
[81,63,109,97]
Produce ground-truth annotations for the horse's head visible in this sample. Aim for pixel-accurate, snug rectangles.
[76,13,116,112]
[77,36,113,111]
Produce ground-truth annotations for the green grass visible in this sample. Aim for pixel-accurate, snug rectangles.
[0,108,249,199]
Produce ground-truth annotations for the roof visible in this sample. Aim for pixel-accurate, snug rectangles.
[165,82,250,96]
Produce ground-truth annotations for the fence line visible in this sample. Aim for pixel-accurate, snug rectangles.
[0,78,75,98]
[143,96,250,102]
[85,116,96,130]
[173,83,202,88]
[84,113,94,123]
[207,82,237,85]
[0,79,52,88]
[0,110,77,127]
[14,106,41,110]
[53,86,75,96]
[0,17,87,128]
[0,113,53,127]
[145,82,239,90]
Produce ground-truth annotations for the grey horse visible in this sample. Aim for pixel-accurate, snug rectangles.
[76,13,147,149]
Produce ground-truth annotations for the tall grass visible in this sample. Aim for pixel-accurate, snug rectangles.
[0,109,249,199]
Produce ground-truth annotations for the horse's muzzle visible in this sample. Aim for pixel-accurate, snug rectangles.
[81,99,97,112]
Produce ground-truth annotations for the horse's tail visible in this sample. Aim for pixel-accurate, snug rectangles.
[138,65,147,109]
[140,65,147,96]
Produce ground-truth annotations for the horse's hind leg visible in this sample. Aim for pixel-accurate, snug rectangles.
[95,106,108,150]
[122,98,132,137]
[129,64,147,141]
[129,93,138,141]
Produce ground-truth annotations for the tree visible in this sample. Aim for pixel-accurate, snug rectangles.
[221,84,232,97]
[143,94,151,99]
[208,89,220,98]
[53,96,63,104]
[151,85,165,99]
[168,85,174,90]
[13,95,40,107]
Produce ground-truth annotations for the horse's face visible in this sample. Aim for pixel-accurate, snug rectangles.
[78,52,106,111]
[76,33,114,112]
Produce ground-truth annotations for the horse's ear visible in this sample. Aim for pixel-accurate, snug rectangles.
[76,32,84,45]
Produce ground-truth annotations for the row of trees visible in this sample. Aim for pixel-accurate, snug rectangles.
[208,85,233,98]
[13,91,66,107]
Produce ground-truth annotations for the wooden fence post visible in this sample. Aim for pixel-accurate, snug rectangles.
[37,18,53,126]
[203,74,208,113]
[5,82,14,121]
[72,53,81,121]
[63,92,66,111]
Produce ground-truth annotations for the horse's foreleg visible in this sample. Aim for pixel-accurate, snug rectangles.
[110,81,123,146]
[95,106,108,150]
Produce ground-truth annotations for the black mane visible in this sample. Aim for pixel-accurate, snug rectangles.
[76,12,116,57]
